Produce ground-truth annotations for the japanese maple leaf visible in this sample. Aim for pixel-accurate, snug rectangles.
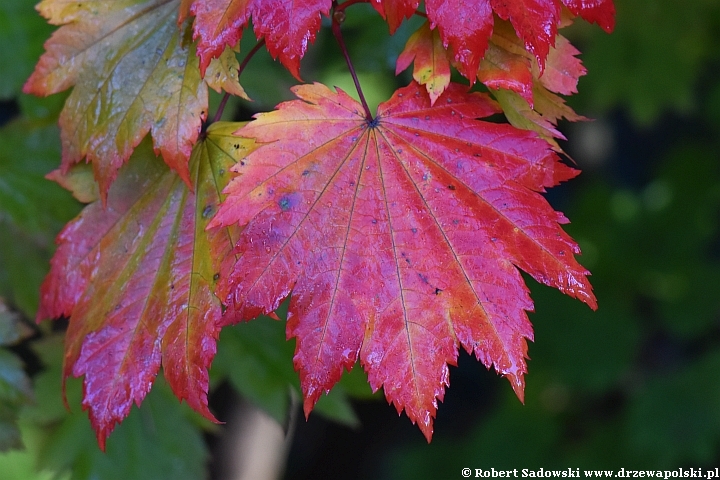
[37,123,255,449]
[480,20,586,104]
[189,0,331,79]
[563,0,615,32]
[210,82,596,440]
[384,0,614,81]
[24,0,244,199]
[395,22,451,105]
[398,18,586,151]
[493,86,585,151]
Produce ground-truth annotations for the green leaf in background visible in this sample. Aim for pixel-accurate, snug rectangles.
[0,349,33,451]
[213,314,300,425]
[0,119,80,317]
[212,311,376,429]
[0,0,54,99]
[0,300,34,452]
[14,335,208,480]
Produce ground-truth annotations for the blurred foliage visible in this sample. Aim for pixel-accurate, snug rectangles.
[574,0,720,123]
[0,300,33,452]
[1,0,720,477]
[212,306,376,429]
[0,0,53,100]
[0,335,209,480]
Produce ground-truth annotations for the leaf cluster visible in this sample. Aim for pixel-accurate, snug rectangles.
[2,0,615,464]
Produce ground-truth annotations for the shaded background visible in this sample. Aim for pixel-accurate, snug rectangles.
[1,0,719,478]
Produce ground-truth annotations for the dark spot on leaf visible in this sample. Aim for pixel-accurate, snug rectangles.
[447,185,456,191]
[202,205,214,218]
[170,284,175,290]
[396,149,402,154]
[234,144,240,149]
[302,169,310,176]
[279,196,292,211]
[474,153,481,157]
[434,288,442,295]
[411,227,417,233]
[371,218,378,224]
[213,273,220,281]
[453,219,459,225]
[240,161,245,166]
[219,168,225,175]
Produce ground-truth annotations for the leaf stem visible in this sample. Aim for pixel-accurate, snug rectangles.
[212,93,231,124]
[331,2,374,122]
[211,39,267,124]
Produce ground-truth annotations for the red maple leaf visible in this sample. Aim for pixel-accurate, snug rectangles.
[37,124,255,449]
[189,0,331,79]
[562,0,615,32]
[395,22,451,105]
[210,82,596,440]
[389,0,614,83]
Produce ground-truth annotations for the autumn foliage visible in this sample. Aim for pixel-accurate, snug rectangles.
[24,0,614,448]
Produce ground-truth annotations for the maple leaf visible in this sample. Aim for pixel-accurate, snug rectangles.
[399,18,587,150]
[205,46,250,100]
[210,82,596,440]
[562,0,615,32]
[395,22,451,105]
[23,0,243,199]
[189,0,331,79]
[490,0,561,71]
[493,85,586,151]
[395,1,610,87]
[37,123,256,449]
[480,20,586,102]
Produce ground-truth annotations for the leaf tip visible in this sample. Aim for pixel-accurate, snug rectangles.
[507,372,526,404]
